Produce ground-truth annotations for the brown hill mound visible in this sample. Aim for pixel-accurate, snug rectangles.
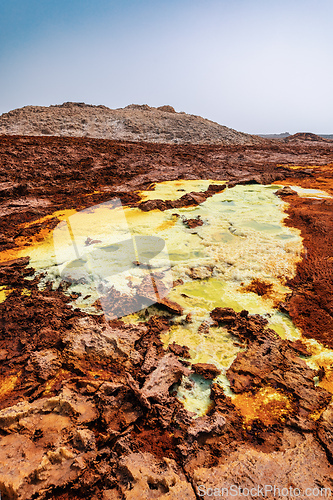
[0,102,267,146]
[285,132,332,143]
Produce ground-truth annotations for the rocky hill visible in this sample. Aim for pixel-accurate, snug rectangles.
[285,132,333,143]
[0,102,267,146]
[258,132,291,139]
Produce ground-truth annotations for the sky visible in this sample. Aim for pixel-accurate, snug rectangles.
[0,0,332,134]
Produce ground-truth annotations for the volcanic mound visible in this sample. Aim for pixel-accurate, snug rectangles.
[285,132,333,143]
[0,102,267,146]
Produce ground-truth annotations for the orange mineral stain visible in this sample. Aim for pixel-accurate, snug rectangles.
[0,373,20,400]
[0,209,77,264]
[233,387,293,426]
[319,371,333,394]
[156,216,178,231]
[43,369,72,396]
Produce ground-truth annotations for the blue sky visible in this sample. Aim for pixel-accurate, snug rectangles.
[0,0,332,133]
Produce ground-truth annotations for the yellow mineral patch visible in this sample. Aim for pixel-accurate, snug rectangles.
[303,339,333,371]
[86,368,112,381]
[289,185,332,199]
[233,387,293,426]
[43,369,71,396]
[0,180,309,416]
[0,286,13,303]
[22,209,77,228]
[301,338,333,394]
[318,372,333,394]
[84,190,102,196]
[0,209,77,265]
[177,374,214,417]
[0,373,20,399]
[309,408,326,421]
[287,165,315,170]
[276,163,333,171]
[273,178,333,198]
[162,322,241,382]
[138,179,226,202]
[156,215,179,231]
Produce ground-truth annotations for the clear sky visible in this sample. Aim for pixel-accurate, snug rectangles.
[0,0,332,134]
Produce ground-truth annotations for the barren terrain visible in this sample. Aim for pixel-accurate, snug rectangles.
[1,132,333,499]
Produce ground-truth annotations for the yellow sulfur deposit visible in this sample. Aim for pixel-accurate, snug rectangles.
[0,373,20,399]
[3,179,326,417]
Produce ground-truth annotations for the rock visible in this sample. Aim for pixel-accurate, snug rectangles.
[154,403,176,428]
[227,328,331,412]
[51,386,98,424]
[187,266,213,280]
[0,434,46,498]
[183,215,203,229]
[64,317,147,366]
[125,373,151,410]
[192,434,333,499]
[46,446,75,464]
[168,342,191,358]
[0,181,27,198]
[102,383,144,432]
[157,105,176,113]
[135,276,184,314]
[0,412,85,499]
[211,307,238,324]
[139,199,170,211]
[29,349,61,380]
[0,386,97,430]
[243,278,273,296]
[102,489,122,500]
[192,363,221,380]
[287,339,311,356]
[188,413,226,438]
[285,132,331,143]
[197,320,211,335]
[0,256,30,268]
[139,185,225,214]
[209,308,332,425]
[72,456,87,470]
[100,381,124,396]
[179,192,207,206]
[317,403,333,459]
[225,323,331,419]
[205,184,227,195]
[275,186,298,196]
[141,344,159,373]
[73,428,96,451]
[118,452,196,499]
[142,354,191,401]
[154,297,184,315]
[0,349,8,360]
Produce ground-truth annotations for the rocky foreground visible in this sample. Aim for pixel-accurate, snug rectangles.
[0,134,333,499]
[0,102,268,146]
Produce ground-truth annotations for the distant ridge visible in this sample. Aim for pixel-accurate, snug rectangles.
[0,102,267,146]
[258,132,291,139]
[259,132,333,141]
[318,134,333,140]
[285,132,333,143]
